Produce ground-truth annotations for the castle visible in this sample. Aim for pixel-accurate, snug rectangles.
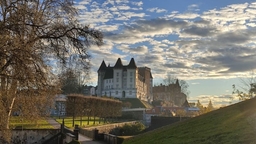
[153,80,187,107]
[97,58,153,102]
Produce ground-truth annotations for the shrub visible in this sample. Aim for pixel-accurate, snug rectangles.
[109,122,146,136]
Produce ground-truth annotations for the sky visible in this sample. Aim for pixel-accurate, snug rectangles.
[73,0,256,107]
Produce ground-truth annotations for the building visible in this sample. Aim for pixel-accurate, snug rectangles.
[50,94,66,117]
[82,85,96,96]
[97,58,153,102]
[153,80,187,107]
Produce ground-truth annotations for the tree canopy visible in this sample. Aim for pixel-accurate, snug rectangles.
[232,73,256,100]
[0,0,103,142]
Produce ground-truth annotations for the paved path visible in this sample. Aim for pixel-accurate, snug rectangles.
[46,118,61,129]
[47,117,106,144]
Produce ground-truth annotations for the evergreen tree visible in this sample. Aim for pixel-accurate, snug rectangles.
[196,100,204,114]
[206,100,214,112]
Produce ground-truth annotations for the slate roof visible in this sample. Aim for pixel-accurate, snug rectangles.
[98,60,107,72]
[182,99,190,108]
[98,58,153,80]
[104,67,113,79]
[127,58,137,68]
[114,58,123,69]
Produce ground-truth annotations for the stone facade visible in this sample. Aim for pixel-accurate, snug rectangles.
[97,58,153,102]
[153,80,187,106]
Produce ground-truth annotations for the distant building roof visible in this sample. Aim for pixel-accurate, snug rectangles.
[182,100,190,108]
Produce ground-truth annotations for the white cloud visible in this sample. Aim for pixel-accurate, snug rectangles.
[131,1,143,7]
[147,7,167,13]
[117,5,131,10]
[173,13,200,19]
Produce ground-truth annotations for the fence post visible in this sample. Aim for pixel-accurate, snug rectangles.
[74,125,79,141]
[93,128,99,141]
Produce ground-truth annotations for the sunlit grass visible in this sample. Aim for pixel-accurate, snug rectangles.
[10,117,54,129]
[123,98,256,144]
[54,116,109,128]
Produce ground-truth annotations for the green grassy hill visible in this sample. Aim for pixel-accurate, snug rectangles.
[123,98,256,144]
[121,98,152,109]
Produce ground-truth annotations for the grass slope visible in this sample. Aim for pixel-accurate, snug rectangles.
[54,117,104,128]
[121,98,152,108]
[123,98,256,144]
[10,117,54,129]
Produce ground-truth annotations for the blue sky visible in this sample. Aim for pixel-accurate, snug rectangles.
[74,0,256,107]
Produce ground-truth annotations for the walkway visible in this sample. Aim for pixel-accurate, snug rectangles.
[46,117,106,144]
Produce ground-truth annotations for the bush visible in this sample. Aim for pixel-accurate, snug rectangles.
[109,122,146,136]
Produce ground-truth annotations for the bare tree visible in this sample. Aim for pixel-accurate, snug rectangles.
[232,72,256,100]
[0,0,103,142]
[163,74,190,97]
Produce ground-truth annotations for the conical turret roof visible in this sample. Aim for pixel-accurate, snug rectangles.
[114,58,123,69]
[127,58,137,69]
[98,60,107,72]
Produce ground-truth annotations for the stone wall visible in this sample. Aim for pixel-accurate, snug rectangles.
[0,129,59,144]
[79,121,137,139]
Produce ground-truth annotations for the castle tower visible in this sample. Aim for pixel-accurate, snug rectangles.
[97,60,107,96]
[126,58,137,98]
[113,58,123,97]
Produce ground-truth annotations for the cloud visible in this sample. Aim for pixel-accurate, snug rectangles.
[182,25,216,37]
[147,7,167,13]
[173,13,200,19]
[131,1,143,7]
[75,1,256,88]
[191,82,200,85]
[189,94,238,107]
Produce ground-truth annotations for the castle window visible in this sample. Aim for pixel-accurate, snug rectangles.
[116,84,119,88]
[129,91,132,95]
[130,78,132,82]
[116,91,118,95]
[117,78,119,82]
[117,72,119,76]
[130,72,132,76]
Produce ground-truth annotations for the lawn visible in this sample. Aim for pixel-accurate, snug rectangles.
[10,117,54,129]
[123,98,256,144]
[54,116,109,128]
[121,98,151,108]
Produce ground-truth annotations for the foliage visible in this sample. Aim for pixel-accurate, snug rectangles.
[0,0,103,142]
[162,74,190,97]
[232,84,256,100]
[110,122,146,136]
[196,100,205,114]
[206,100,214,112]
[10,117,53,129]
[60,69,81,94]
[122,102,132,108]
[54,116,103,128]
[123,98,256,144]
[232,73,256,100]
[66,94,122,127]
[176,109,187,117]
